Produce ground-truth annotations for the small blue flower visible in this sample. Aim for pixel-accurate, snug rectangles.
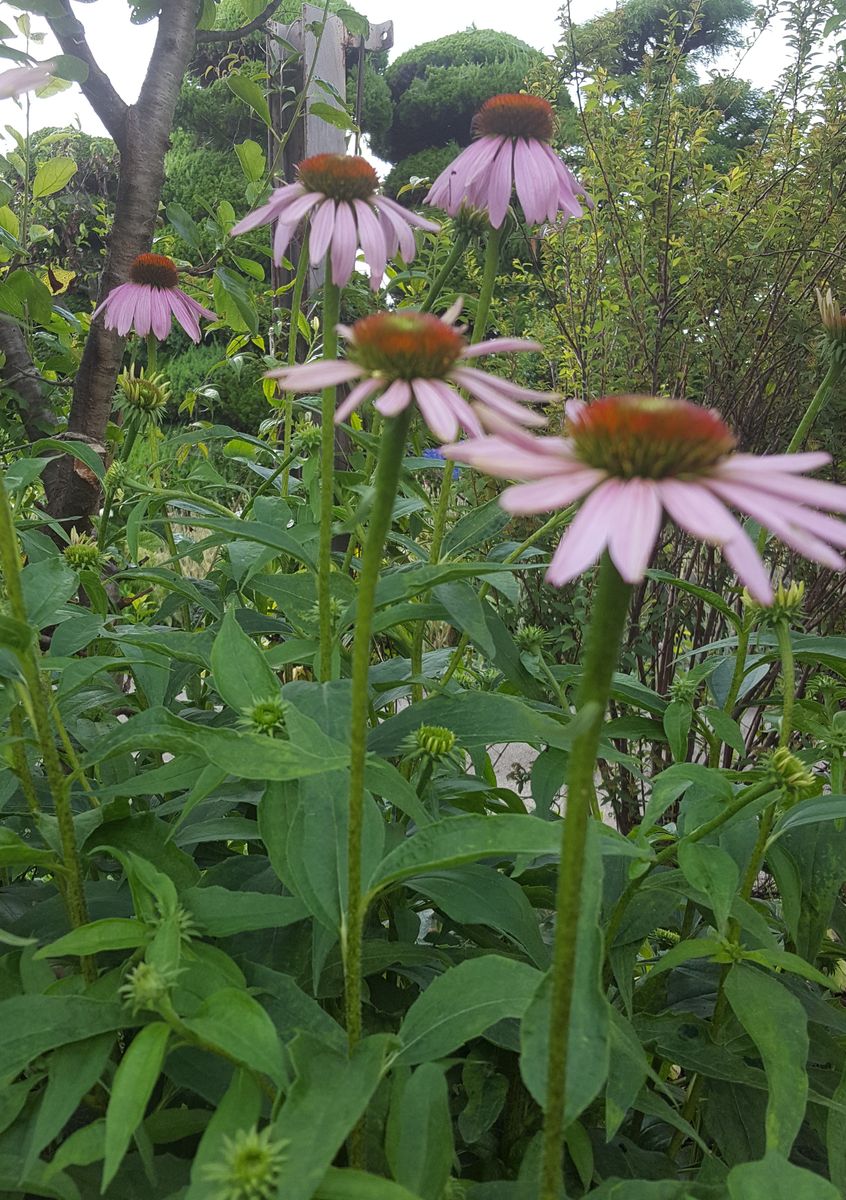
[422,446,460,479]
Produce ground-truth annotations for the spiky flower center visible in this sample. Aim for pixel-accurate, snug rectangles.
[129,253,179,289]
[298,153,378,201]
[473,94,555,141]
[568,395,736,479]
[349,312,465,381]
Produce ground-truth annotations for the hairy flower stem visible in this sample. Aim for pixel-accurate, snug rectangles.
[318,269,341,681]
[419,231,470,314]
[98,417,142,552]
[0,472,90,954]
[345,408,413,1051]
[282,229,311,497]
[9,706,39,816]
[410,223,504,699]
[540,555,632,1200]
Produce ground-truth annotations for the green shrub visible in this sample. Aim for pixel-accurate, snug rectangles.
[163,341,269,432]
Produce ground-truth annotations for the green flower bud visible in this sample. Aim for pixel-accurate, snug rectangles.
[117,364,172,418]
[292,414,322,451]
[743,579,805,628]
[239,697,287,736]
[669,672,698,704]
[118,961,179,1014]
[202,1126,289,1200]
[63,530,102,571]
[766,746,816,804]
[515,623,547,654]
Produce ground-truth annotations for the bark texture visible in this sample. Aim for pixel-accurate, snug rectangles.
[39,0,200,525]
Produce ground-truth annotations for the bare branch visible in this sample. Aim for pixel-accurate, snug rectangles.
[46,0,128,146]
[0,317,58,443]
[196,0,279,43]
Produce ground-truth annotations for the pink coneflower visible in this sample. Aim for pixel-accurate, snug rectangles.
[92,253,217,343]
[425,94,590,229]
[230,153,439,290]
[0,62,55,99]
[442,394,846,604]
[266,303,553,442]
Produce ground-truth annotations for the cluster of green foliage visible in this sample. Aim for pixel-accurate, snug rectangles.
[2,1,846,1197]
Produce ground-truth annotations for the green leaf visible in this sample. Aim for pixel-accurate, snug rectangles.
[182,987,285,1084]
[22,1034,114,1178]
[315,1170,423,1200]
[606,1009,649,1139]
[727,1151,839,1199]
[234,138,266,182]
[770,795,846,840]
[443,495,511,557]
[214,265,259,334]
[102,1022,170,1190]
[395,955,543,1066]
[336,5,370,37]
[51,53,89,83]
[167,201,201,249]
[21,558,78,629]
[226,73,271,127]
[309,100,357,132]
[520,824,610,1125]
[271,1033,392,1200]
[386,1063,453,1200]
[211,607,281,713]
[700,705,746,757]
[181,886,308,936]
[31,156,77,198]
[662,699,692,762]
[827,1058,846,1194]
[0,613,34,654]
[32,436,105,482]
[408,865,549,967]
[0,829,57,869]
[35,918,149,959]
[433,580,496,658]
[678,840,739,933]
[724,964,808,1154]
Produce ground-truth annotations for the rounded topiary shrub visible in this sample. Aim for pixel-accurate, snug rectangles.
[383,143,459,202]
[163,342,269,433]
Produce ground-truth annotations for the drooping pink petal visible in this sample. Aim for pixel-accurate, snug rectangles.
[106,287,139,337]
[272,190,322,229]
[657,478,747,544]
[179,292,217,322]
[167,289,201,342]
[376,199,416,261]
[539,143,587,217]
[705,478,845,570]
[92,282,129,324]
[437,385,484,438]
[460,337,543,359]
[710,462,846,514]
[309,199,337,264]
[546,480,624,586]
[442,434,573,480]
[484,140,515,229]
[353,199,387,289]
[149,289,173,340]
[273,220,296,266]
[133,286,153,337]
[267,359,363,389]
[717,451,832,475]
[499,469,603,514]
[411,378,460,441]
[334,376,383,423]
[374,379,413,417]
[722,532,773,605]
[450,366,548,428]
[607,479,663,582]
[0,63,55,100]
[230,184,305,234]
[514,137,558,224]
[424,139,497,213]
[376,194,439,232]
[450,366,553,405]
[329,202,358,286]
[778,504,846,548]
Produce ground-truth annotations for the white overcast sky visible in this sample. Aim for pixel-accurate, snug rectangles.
[0,0,792,140]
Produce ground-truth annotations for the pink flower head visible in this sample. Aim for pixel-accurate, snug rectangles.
[266,302,554,442]
[442,394,846,605]
[0,62,55,99]
[425,93,590,230]
[230,153,439,290]
[92,253,217,343]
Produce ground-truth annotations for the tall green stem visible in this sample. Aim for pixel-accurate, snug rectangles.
[419,231,470,314]
[344,409,413,1063]
[98,418,143,551]
[282,229,310,497]
[410,223,504,697]
[0,472,89,944]
[540,555,632,1200]
[318,268,341,682]
[785,358,842,455]
[146,332,157,376]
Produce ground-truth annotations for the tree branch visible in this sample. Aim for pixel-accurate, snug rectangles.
[195,0,279,43]
[0,317,58,443]
[46,0,128,147]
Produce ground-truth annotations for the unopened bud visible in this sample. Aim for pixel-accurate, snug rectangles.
[118,961,179,1014]
[743,579,805,627]
[767,746,816,804]
[63,530,102,571]
[202,1126,288,1200]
